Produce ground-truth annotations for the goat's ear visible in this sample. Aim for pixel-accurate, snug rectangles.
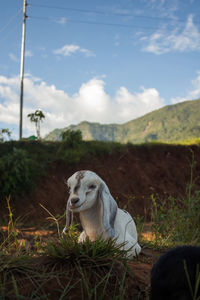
[62,196,73,237]
[65,200,73,228]
[98,182,118,238]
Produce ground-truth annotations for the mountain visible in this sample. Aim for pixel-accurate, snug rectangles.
[45,99,200,143]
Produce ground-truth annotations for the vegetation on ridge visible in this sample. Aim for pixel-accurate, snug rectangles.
[0,137,123,200]
[46,99,200,143]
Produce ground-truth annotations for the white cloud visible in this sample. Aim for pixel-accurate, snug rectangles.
[114,34,120,47]
[53,44,96,57]
[188,71,200,99]
[142,0,179,19]
[9,53,18,63]
[25,50,33,57]
[56,17,67,25]
[115,86,165,120]
[171,71,200,104]
[142,14,200,54]
[0,74,165,138]
[171,96,187,104]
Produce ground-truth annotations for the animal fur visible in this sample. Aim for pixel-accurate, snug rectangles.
[62,170,141,258]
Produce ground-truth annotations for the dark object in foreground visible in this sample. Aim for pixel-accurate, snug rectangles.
[150,246,200,300]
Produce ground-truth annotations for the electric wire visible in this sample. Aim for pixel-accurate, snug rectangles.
[0,7,22,35]
[0,20,22,44]
[27,2,200,32]
[29,3,190,24]
[29,16,177,32]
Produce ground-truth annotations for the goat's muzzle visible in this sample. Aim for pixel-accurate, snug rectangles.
[69,196,81,209]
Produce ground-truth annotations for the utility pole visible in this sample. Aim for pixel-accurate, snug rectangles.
[19,0,27,139]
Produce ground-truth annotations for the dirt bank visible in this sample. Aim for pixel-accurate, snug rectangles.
[5,144,200,226]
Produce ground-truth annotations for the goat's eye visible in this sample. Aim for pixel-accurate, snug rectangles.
[88,184,96,190]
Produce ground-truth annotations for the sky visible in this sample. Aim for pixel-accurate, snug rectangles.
[0,0,200,139]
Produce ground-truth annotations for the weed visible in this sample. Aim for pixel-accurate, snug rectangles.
[149,190,200,249]
[134,215,145,242]
[47,233,130,299]
[46,231,129,263]
[184,260,200,300]
[148,152,200,248]
[39,203,65,239]
[6,196,15,236]
[0,147,40,199]
[0,197,134,299]
[0,224,132,299]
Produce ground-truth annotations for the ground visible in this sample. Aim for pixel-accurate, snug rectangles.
[1,144,200,299]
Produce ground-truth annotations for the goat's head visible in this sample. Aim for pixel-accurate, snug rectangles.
[65,170,118,237]
[67,170,101,212]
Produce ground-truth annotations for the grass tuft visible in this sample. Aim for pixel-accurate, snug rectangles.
[46,230,129,264]
[0,205,133,299]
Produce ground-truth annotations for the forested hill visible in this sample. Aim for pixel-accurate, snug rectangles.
[45,99,200,143]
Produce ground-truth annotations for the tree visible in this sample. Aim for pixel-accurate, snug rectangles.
[27,109,45,139]
[60,129,82,147]
[0,128,11,142]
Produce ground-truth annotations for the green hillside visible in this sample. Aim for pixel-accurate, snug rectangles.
[45,99,200,143]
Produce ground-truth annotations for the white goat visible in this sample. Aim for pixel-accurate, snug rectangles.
[62,170,141,258]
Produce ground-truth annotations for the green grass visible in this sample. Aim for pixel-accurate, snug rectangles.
[178,137,200,146]
[0,201,136,299]
[0,224,134,299]
[184,260,200,300]
[136,149,200,251]
[140,156,200,250]
[147,191,200,249]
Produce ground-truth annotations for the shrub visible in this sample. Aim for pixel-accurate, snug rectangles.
[0,147,39,199]
[60,129,83,147]
[57,130,85,164]
[86,140,123,157]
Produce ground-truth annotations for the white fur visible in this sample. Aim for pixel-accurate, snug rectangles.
[62,170,141,258]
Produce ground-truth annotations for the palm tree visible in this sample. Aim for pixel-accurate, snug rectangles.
[0,128,11,142]
[27,109,45,139]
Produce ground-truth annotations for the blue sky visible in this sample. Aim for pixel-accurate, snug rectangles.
[0,0,200,138]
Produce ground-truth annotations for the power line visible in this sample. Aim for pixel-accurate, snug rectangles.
[0,20,22,44]
[29,16,174,31]
[30,4,109,16]
[0,7,22,35]
[29,3,194,25]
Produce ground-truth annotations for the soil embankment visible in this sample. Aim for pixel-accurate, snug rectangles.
[7,144,200,225]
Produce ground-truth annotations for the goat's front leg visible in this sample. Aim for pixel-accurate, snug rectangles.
[62,226,68,238]
[78,230,87,243]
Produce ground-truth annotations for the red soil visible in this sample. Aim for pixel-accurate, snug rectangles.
[9,144,200,224]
